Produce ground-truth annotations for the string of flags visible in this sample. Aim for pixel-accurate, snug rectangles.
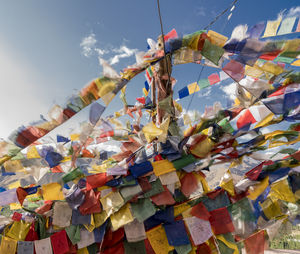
[0,12,300,254]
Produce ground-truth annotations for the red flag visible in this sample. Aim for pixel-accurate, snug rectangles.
[151,186,175,205]
[180,173,199,197]
[244,230,265,254]
[50,230,70,254]
[86,173,112,190]
[191,202,211,221]
[209,207,235,235]
[208,73,220,85]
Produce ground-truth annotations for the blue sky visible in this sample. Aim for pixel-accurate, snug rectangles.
[0,0,300,139]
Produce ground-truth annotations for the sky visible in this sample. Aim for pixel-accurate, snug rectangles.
[0,0,300,140]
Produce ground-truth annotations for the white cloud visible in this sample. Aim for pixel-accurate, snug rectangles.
[109,45,138,65]
[286,6,300,17]
[80,33,97,57]
[221,82,236,100]
[80,33,137,66]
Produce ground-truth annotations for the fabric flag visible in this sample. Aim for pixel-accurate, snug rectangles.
[65,184,85,210]
[150,186,175,206]
[244,230,265,254]
[89,102,105,125]
[230,105,271,130]
[180,172,199,197]
[86,172,111,190]
[201,39,225,66]
[222,59,245,82]
[215,233,239,254]
[209,207,235,235]
[191,202,211,220]
[124,219,147,242]
[124,240,147,254]
[152,159,176,176]
[208,73,220,85]
[17,241,34,254]
[34,238,53,254]
[235,38,265,66]
[164,220,190,246]
[77,228,96,249]
[79,189,101,215]
[198,79,210,89]
[248,22,265,38]
[146,225,174,254]
[45,151,63,168]
[52,201,73,227]
[263,17,282,37]
[277,16,296,35]
[72,209,91,225]
[65,225,81,245]
[100,190,124,213]
[0,188,18,206]
[42,182,64,201]
[130,198,156,223]
[145,67,153,87]
[27,145,41,158]
[269,178,296,203]
[0,236,17,253]
[164,28,178,42]
[94,220,108,243]
[207,30,228,47]
[50,230,69,254]
[56,135,70,143]
[110,203,134,231]
[6,221,31,240]
[184,216,213,245]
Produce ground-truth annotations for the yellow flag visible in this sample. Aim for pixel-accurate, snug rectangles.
[94,210,109,228]
[174,202,191,217]
[245,64,264,78]
[260,198,282,220]
[110,203,134,231]
[157,117,170,143]
[146,225,174,254]
[27,146,40,159]
[0,236,17,253]
[260,61,284,75]
[220,170,235,196]
[100,191,124,214]
[152,159,176,176]
[207,30,228,47]
[190,135,215,158]
[6,221,31,240]
[269,179,296,204]
[42,183,65,201]
[255,113,275,128]
[248,176,269,200]
[10,203,22,210]
[142,122,163,143]
[291,59,300,66]
[194,173,211,193]
[188,82,200,95]
[77,247,89,254]
[3,160,23,172]
[263,17,282,37]
[70,133,80,141]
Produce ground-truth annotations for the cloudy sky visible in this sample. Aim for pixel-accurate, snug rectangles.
[0,0,300,139]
